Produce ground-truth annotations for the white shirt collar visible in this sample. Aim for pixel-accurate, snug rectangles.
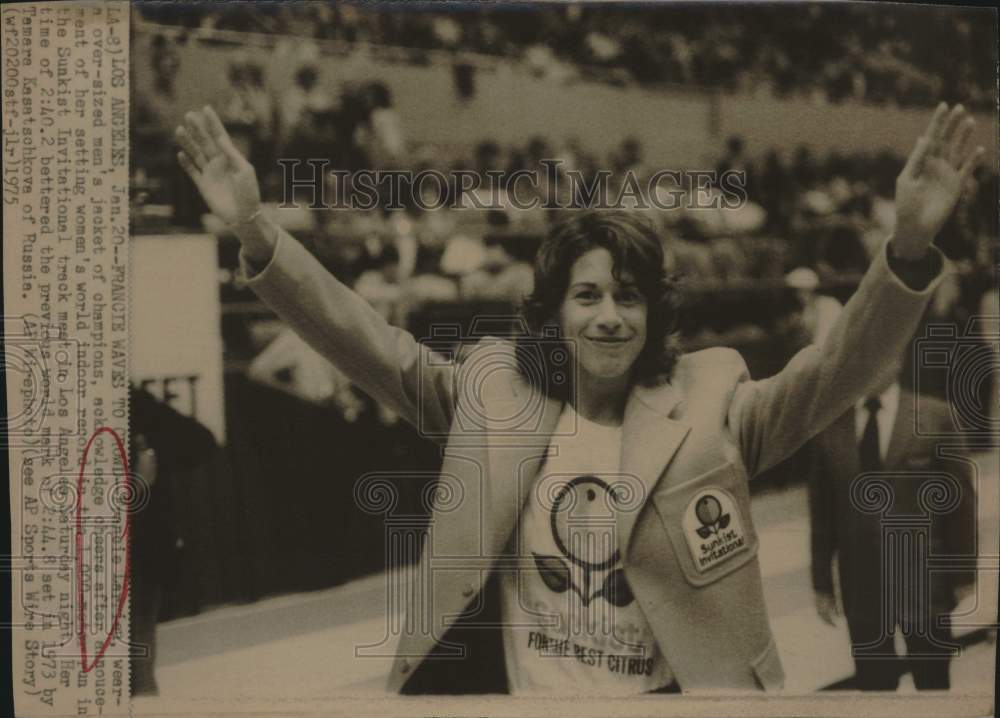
[855,382,900,414]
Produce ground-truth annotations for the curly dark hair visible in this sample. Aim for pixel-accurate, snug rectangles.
[516,210,681,401]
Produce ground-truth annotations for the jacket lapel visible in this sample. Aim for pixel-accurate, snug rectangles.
[618,383,690,555]
[480,369,691,561]
[483,382,563,557]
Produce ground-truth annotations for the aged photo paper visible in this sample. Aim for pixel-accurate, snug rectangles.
[4,2,131,716]
[4,2,998,717]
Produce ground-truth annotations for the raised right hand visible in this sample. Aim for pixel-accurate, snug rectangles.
[892,102,983,259]
[175,106,261,225]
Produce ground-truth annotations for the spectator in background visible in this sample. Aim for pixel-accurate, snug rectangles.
[473,140,502,176]
[459,238,534,302]
[756,149,793,235]
[806,357,976,691]
[275,59,341,203]
[363,82,405,167]
[453,59,477,101]
[130,386,217,695]
[431,14,462,49]
[935,172,984,263]
[386,206,460,304]
[791,145,819,191]
[439,232,488,278]
[612,136,647,179]
[354,243,406,326]
[137,5,996,315]
[221,55,275,172]
[248,327,364,421]
[784,267,843,346]
[222,55,270,133]
[134,34,181,135]
[133,34,207,226]
[318,210,387,286]
[335,81,373,172]
[815,224,871,280]
[716,135,755,195]
[136,3,997,111]
[278,60,337,158]
[584,28,623,67]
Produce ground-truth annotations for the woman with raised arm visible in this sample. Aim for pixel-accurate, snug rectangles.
[176,104,981,694]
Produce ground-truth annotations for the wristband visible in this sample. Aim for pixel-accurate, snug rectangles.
[886,241,941,291]
[232,207,263,227]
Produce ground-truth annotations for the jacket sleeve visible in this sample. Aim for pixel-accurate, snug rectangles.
[729,239,946,478]
[238,228,456,440]
[805,436,837,593]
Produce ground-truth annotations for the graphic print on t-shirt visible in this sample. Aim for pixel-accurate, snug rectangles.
[521,469,647,652]
[500,407,674,694]
[532,474,634,608]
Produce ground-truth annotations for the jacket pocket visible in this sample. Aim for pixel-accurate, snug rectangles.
[652,462,759,587]
[750,637,785,691]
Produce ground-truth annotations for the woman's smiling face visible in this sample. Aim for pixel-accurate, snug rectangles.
[558,247,648,385]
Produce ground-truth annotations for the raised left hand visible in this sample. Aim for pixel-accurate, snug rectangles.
[892,103,984,259]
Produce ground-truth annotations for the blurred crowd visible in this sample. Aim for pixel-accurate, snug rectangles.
[132,4,997,420]
[136,30,997,301]
[136,2,995,109]
[133,2,997,297]
[219,107,995,419]
[238,133,997,300]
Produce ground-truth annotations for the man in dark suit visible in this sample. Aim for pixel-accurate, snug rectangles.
[808,358,977,690]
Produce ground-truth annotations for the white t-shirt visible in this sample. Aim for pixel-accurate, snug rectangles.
[500,406,675,695]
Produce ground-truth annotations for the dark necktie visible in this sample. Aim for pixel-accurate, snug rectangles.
[859,396,882,473]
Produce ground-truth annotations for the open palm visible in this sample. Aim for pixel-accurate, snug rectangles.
[894,103,983,256]
[175,106,261,225]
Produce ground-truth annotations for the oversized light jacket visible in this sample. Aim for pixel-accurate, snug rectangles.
[241,229,945,693]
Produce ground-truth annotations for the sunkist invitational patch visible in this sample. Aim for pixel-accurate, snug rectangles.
[681,488,748,572]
